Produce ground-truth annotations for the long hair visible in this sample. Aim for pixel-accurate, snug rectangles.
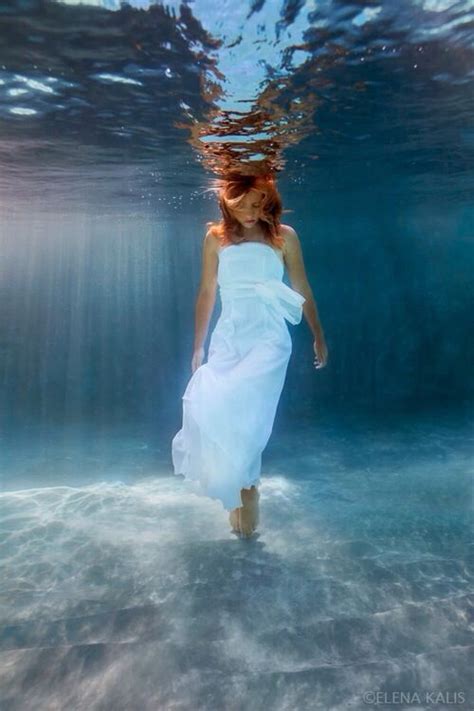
[205,173,285,250]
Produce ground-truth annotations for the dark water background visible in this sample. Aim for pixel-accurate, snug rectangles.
[0,1,473,709]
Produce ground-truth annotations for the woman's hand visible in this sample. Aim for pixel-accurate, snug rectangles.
[191,346,205,374]
[313,336,328,369]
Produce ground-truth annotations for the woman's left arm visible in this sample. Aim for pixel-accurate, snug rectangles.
[282,225,328,368]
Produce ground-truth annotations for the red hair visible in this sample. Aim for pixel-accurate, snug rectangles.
[205,173,285,250]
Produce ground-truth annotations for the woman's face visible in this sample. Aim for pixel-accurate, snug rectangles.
[228,189,263,228]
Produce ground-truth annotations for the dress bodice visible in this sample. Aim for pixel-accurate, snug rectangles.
[218,242,284,285]
[217,242,306,325]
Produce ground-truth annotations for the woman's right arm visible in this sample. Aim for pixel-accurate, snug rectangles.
[191,230,218,372]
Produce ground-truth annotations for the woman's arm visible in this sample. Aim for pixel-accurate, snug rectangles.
[282,225,325,341]
[192,231,218,368]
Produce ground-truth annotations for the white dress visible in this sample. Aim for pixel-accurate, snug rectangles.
[171,241,306,511]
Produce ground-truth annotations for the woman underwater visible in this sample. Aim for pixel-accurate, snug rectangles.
[172,173,328,537]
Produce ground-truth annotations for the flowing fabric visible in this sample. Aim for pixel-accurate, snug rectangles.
[171,241,306,511]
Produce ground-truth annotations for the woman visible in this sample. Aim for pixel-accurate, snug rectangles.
[172,173,328,537]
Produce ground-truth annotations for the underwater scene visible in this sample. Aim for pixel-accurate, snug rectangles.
[0,0,473,709]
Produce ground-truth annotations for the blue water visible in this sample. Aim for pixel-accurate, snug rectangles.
[1,0,473,709]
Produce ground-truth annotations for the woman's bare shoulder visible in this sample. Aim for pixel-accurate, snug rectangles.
[204,226,221,252]
[279,224,300,254]
[280,224,298,238]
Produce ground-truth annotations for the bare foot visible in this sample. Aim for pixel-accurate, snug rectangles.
[229,507,240,532]
[229,485,260,537]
